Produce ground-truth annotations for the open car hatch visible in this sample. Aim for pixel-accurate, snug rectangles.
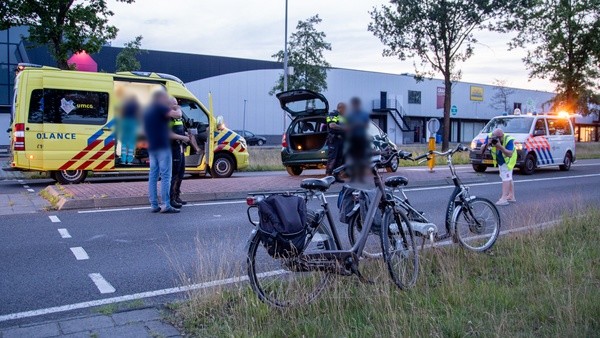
[276,89,329,117]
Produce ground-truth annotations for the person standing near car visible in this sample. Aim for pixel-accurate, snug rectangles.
[326,102,347,182]
[144,90,182,214]
[168,97,190,209]
[481,128,517,206]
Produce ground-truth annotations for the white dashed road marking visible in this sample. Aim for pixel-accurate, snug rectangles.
[88,273,116,294]
[57,229,72,239]
[23,185,30,188]
[69,247,89,260]
[48,216,61,223]
[17,180,24,184]
[27,189,35,192]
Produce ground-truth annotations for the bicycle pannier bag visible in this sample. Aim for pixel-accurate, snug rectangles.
[257,194,308,257]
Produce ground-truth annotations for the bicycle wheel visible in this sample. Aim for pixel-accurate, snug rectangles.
[380,208,419,289]
[348,212,383,259]
[247,213,334,307]
[453,197,501,252]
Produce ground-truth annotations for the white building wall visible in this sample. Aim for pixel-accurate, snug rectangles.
[185,68,555,139]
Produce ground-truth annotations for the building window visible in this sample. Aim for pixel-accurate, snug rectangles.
[28,89,109,125]
[513,102,522,111]
[408,90,421,104]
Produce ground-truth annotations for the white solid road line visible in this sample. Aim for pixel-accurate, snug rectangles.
[0,216,572,323]
[88,273,116,294]
[48,215,61,223]
[57,228,72,239]
[70,247,89,260]
[75,172,600,214]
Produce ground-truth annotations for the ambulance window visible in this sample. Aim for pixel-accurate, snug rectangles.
[41,89,109,125]
[548,118,572,135]
[28,89,44,123]
[177,98,208,125]
[533,119,547,135]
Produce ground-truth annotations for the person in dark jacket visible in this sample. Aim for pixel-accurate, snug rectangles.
[325,102,346,182]
[168,97,190,209]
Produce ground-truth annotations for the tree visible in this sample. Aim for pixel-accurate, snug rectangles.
[0,0,135,69]
[270,15,332,95]
[116,35,145,72]
[490,79,516,113]
[369,0,509,150]
[503,0,600,116]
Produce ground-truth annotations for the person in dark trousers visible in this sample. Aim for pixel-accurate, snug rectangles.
[168,97,190,209]
[144,90,182,214]
[346,97,371,182]
[326,102,347,182]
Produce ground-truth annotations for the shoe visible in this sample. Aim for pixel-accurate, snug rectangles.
[507,198,517,203]
[175,197,188,205]
[495,199,509,206]
[150,207,161,213]
[170,200,183,209]
[161,207,180,214]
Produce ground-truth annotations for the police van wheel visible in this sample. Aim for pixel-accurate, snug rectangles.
[210,153,235,178]
[286,166,303,176]
[52,170,88,184]
[472,164,487,173]
[559,152,572,171]
[521,153,536,175]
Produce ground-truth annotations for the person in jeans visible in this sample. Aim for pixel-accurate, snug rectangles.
[144,90,182,213]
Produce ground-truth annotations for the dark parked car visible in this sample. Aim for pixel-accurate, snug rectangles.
[233,130,267,146]
[276,89,399,176]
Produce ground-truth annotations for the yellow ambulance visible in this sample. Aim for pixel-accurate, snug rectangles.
[4,63,249,183]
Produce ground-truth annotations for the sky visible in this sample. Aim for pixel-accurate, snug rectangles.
[107,0,554,92]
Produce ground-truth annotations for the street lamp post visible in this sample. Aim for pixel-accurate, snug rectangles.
[243,99,247,136]
[282,0,289,131]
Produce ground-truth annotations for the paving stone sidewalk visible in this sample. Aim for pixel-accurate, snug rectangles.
[0,308,181,338]
[45,167,487,210]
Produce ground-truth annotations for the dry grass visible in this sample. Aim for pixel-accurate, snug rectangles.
[170,209,600,337]
[576,142,600,159]
[244,147,285,171]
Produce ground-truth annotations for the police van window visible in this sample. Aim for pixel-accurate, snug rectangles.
[548,118,572,135]
[533,119,547,135]
[28,89,109,125]
[177,98,208,125]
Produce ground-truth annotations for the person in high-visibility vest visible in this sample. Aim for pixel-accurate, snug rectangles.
[481,128,517,206]
[325,102,347,182]
[169,97,191,209]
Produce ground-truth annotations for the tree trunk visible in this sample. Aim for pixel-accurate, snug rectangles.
[442,76,452,151]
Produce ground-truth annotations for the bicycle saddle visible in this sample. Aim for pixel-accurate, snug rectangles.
[301,176,335,191]
[384,176,409,188]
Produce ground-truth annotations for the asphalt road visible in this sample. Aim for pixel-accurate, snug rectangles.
[0,161,599,327]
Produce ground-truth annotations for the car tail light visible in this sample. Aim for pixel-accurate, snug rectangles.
[281,133,288,147]
[13,123,25,151]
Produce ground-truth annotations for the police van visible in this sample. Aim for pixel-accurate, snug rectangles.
[469,113,576,175]
[4,63,249,183]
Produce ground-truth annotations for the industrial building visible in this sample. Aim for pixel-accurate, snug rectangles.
[2,26,598,150]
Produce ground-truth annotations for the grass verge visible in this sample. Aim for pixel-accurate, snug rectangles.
[575,142,600,159]
[171,210,599,337]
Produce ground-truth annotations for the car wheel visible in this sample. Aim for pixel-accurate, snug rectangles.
[520,153,536,175]
[386,156,399,172]
[286,166,303,176]
[52,170,88,184]
[210,153,235,178]
[472,164,487,173]
[257,140,264,146]
[559,152,572,171]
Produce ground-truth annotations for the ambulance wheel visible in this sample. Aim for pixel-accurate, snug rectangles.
[210,153,235,178]
[472,164,487,173]
[52,170,88,184]
[286,166,303,176]
[520,153,536,175]
[559,152,572,171]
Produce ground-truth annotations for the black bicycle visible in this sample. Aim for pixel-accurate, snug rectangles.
[245,155,419,307]
[386,145,501,251]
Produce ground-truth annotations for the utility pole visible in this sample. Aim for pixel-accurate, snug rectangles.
[282,0,289,131]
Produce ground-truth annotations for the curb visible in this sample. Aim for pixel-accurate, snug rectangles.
[46,176,487,211]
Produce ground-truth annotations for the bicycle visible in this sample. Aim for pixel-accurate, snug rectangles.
[379,144,501,252]
[245,155,419,307]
